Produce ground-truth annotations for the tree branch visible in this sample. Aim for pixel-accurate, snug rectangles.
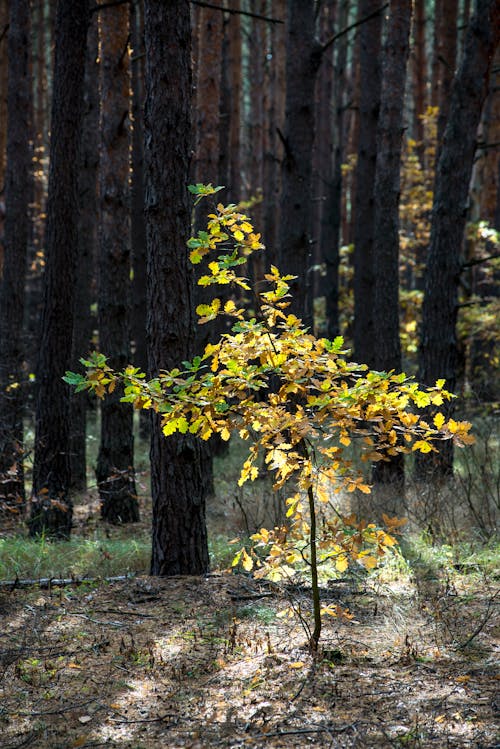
[191,0,284,24]
[320,3,389,55]
[462,252,500,269]
[0,23,9,44]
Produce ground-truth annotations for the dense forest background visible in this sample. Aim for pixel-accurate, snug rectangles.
[0,0,498,570]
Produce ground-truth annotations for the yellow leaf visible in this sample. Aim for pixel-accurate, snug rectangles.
[433,412,445,429]
[233,229,244,242]
[412,440,433,453]
[359,555,378,570]
[335,555,349,572]
[289,661,305,669]
[241,548,253,572]
[220,426,231,441]
[340,435,351,447]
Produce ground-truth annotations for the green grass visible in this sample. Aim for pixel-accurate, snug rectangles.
[0,534,151,580]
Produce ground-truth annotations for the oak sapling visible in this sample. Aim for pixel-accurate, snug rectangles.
[65,185,474,651]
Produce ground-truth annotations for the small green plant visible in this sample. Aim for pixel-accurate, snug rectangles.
[66,185,473,651]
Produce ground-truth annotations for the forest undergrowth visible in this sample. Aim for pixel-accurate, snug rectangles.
[0,424,498,748]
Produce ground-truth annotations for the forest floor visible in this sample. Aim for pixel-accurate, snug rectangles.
[0,496,498,749]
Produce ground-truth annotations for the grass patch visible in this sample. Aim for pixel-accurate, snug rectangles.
[0,534,151,580]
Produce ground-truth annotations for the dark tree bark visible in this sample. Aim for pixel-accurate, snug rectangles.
[0,0,9,189]
[263,0,285,268]
[313,0,335,306]
[96,1,138,524]
[373,0,412,374]
[69,15,99,493]
[278,0,322,329]
[144,0,209,576]
[0,0,30,513]
[228,0,242,203]
[194,0,223,192]
[353,0,383,366]
[218,8,231,191]
[372,0,412,490]
[323,0,349,341]
[411,0,427,158]
[30,0,89,538]
[418,0,500,478]
[130,0,149,439]
[436,0,458,148]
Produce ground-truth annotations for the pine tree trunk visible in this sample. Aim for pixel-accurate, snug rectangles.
[96,1,138,524]
[144,0,209,576]
[228,1,242,203]
[69,15,98,493]
[0,0,30,514]
[278,0,322,328]
[372,0,412,491]
[411,0,427,161]
[323,0,349,341]
[263,0,285,267]
[130,1,149,440]
[0,0,9,189]
[353,0,383,367]
[436,0,458,148]
[30,0,89,539]
[418,0,500,478]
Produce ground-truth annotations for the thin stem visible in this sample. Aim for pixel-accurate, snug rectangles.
[298,439,321,652]
[307,481,322,652]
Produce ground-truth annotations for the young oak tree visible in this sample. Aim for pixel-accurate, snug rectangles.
[67,186,473,651]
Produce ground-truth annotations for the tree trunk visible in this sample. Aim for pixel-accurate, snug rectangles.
[263,0,285,267]
[278,0,322,328]
[69,14,98,493]
[411,0,427,161]
[0,0,30,514]
[96,1,138,524]
[323,0,349,341]
[195,0,223,193]
[130,0,149,440]
[144,0,209,576]
[353,0,383,367]
[0,0,9,190]
[436,0,458,148]
[372,0,412,491]
[228,0,242,203]
[30,0,89,539]
[418,0,500,478]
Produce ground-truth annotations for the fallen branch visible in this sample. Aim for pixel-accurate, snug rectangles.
[0,573,136,590]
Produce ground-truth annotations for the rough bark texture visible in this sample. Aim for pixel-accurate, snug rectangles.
[195,0,223,192]
[69,15,98,493]
[436,0,458,147]
[96,2,138,524]
[0,0,9,189]
[263,0,285,267]
[323,0,349,341]
[30,0,89,538]
[373,0,412,374]
[353,0,383,367]
[0,0,30,513]
[313,0,335,304]
[278,0,322,329]
[411,0,427,157]
[418,0,500,477]
[144,0,209,576]
[372,0,412,491]
[130,0,149,439]
[228,1,242,203]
